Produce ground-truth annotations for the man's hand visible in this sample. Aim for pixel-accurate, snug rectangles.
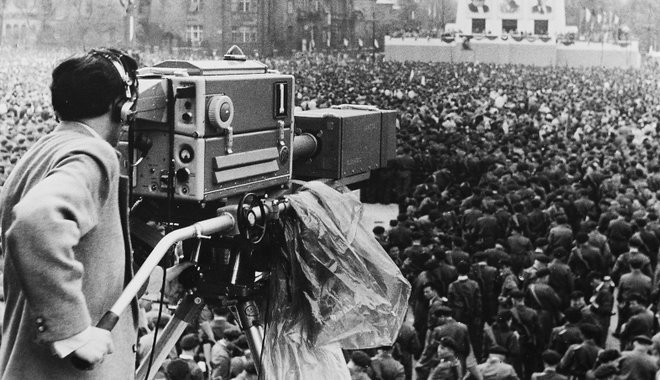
[163,261,195,303]
[70,327,113,369]
[145,261,195,304]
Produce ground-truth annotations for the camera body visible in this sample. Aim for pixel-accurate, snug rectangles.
[127,59,294,203]
[120,56,398,299]
[294,106,397,183]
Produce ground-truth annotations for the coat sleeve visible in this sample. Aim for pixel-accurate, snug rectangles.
[5,151,113,343]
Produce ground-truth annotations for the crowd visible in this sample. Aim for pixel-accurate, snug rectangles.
[3,45,660,379]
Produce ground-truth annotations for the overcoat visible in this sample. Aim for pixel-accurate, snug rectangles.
[0,122,137,379]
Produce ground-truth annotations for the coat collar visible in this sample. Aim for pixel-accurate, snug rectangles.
[54,121,104,140]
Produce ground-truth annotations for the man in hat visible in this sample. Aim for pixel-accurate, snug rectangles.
[531,350,565,380]
[547,308,583,356]
[547,214,573,253]
[522,254,551,287]
[619,335,658,380]
[620,294,655,350]
[568,233,603,297]
[616,256,652,340]
[476,345,519,380]
[509,290,541,380]
[547,247,574,310]
[590,364,619,380]
[418,306,482,380]
[525,268,561,345]
[587,272,614,345]
[448,261,482,358]
[558,324,602,380]
[371,345,406,380]
[469,251,499,325]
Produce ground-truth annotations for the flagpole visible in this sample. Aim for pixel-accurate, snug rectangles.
[372,5,376,63]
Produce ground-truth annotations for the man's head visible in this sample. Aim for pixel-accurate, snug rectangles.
[437,337,458,356]
[179,333,200,353]
[423,283,439,300]
[569,291,586,309]
[541,349,560,368]
[510,289,525,305]
[51,48,137,125]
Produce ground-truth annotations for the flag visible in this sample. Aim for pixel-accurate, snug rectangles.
[343,38,349,47]
[374,39,379,49]
[409,69,414,82]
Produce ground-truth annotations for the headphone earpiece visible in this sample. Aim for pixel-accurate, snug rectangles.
[89,48,138,124]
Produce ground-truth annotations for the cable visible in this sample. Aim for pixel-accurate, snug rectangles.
[145,267,168,380]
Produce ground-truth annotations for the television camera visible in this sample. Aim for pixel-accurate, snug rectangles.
[103,47,396,379]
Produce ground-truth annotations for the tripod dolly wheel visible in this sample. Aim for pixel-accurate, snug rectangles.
[237,193,267,244]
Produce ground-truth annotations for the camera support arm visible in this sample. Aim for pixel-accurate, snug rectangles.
[95,213,237,331]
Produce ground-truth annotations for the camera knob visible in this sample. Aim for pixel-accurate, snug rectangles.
[207,95,234,131]
[176,168,191,183]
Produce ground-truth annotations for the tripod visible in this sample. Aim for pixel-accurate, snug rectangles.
[72,197,289,379]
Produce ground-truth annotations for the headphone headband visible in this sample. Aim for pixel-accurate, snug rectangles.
[89,48,138,123]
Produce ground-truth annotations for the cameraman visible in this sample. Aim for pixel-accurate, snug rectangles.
[0,49,190,379]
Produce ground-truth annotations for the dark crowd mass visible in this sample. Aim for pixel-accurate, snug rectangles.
[2,45,660,380]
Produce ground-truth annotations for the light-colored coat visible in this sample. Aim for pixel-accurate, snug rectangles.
[0,122,137,379]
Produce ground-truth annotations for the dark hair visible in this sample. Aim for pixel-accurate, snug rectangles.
[351,350,372,368]
[166,358,192,380]
[456,260,470,275]
[51,49,137,121]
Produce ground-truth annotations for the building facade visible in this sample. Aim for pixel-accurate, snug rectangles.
[138,0,362,56]
[0,0,390,56]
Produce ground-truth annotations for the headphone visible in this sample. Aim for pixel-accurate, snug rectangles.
[89,48,138,124]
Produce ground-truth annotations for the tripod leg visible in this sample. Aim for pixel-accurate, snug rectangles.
[136,294,206,380]
[230,299,265,375]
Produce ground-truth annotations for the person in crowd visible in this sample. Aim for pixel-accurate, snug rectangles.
[620,293,655,349]
[547,248,574,310]
[586,272,614,345]
[525,268,562,346]
[585,350,620,380]
[448,261,483,359]
[394,316,422,380]
[427,337,463,380]
[547,308,583,356]
[590,364,619,380]
[483,310,520,368]
[509,289,541,380]
[349,350,374,380]
[558,324,602,380]
[371,346,406,380]
[475,345,519,380]
[618,335,658,380]
[470,251,499,326]
[531,350,566,380]
[176,333,205,380]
